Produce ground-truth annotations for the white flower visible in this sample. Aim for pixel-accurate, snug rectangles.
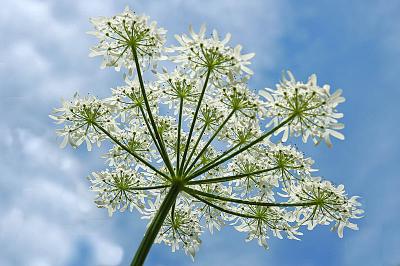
[260,71,345,147]
[156,68,202,114]
[152,198,202,260]
[88,6,167,74]
[171,24,255,80]
[264,143,316,189]
[224,119,262,146]
[88,167,160,216]
[235,202,302,249]
[228,153,267,195]
[289,178,363,237]
[189,183,233,233]
[219,84,261,118]
[103,125,155,167]
[49,94,116,151]
[110,77,160,122]
[51,7,362,262]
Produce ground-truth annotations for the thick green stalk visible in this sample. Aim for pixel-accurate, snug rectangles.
[130,185,180,266]
[179,69,211,176]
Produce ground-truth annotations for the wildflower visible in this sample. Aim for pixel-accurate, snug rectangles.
[260,71,345,147]
[264,143,316,189]
[156,68,202,113]
[289,178,363,237]
[171,24,255,80]
[49,94,115,151]
[88,167,162,216]
[157,200,202,260]
[110,78,159,121]
[235,202,302,249]
[88,6,166,74]
[103,125,154,167]
[51,7,362,265]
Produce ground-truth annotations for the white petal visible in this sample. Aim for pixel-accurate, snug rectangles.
[86,138,92,151]
[60,134,69,149]
[241,52,255,61]
[308,74,317,86]
[199,24,206,38]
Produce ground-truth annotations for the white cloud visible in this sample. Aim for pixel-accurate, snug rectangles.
[0,1,126,264]
[0,208,72,266]
[0,0,118,101]
[0,127,123,266]
[90,234,124,266]
[16,129,78,173]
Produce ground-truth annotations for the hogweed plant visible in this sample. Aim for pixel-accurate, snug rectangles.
[50,7,363,266]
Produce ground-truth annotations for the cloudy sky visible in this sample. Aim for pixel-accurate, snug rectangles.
[1,0,399,265]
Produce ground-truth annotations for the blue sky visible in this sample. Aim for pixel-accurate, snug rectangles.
[0,0,399,265]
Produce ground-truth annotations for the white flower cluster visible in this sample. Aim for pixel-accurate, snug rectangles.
[50,7,362,263]
[289,178,363,238]
[260,71,345,147]
[88,167,158,216]
[235,203,303,249]
[170,24,255,81]
[88,6,166,74]
[49,94,116,151]
[146,198,202,260]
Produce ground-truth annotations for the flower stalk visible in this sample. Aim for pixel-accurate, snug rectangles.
[131,46,175,177]
[131,184,180,266]
[179,68,211,176]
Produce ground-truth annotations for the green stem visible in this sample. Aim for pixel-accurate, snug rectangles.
[176,97,184,172]
[128,184,170,191]
[179,69,211,176]
[187,166,280,185]
[131,46,175,177]
[130,184,180,266]
[184,109,235,177]
[138,104,167,170]
[93,122,170,180]
[181,124,206,176]
[186,142,241,177]
[184,187,316,207]
[187,191,257,219]
[187,115,295,180]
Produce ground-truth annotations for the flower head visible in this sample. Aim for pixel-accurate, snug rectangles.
[289,178,363,238]
[49,94,115,151]
[88,6,166,73]
[260,71,345,147]
[235,203,302,249]
[89,167,154,216]
[148,198,202,260]
[171,24,255,81]
[156,68,202,113]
